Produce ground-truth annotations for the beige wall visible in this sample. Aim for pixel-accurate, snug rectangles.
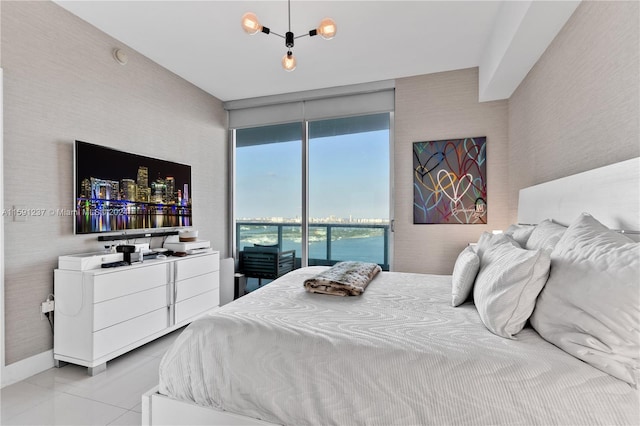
[394,68,509,274]
[2,1,228,364]
[393,1,639,275]
[508,1,640,220]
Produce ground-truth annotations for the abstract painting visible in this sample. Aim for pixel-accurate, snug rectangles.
[413,137,487,224]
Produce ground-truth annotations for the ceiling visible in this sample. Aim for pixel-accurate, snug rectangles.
[53,1,580,103]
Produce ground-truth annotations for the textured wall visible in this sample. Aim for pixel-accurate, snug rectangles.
[508,1,640,220]
[394,68,509,274]
[2,1,228,364]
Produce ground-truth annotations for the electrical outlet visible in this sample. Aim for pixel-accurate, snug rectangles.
[41,300,54,314]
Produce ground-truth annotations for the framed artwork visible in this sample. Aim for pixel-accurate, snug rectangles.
[413,137,487,224]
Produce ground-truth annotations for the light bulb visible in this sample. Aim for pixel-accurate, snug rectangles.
[282,51,297,71]
[317,18,337,39]
[241,12,262,35]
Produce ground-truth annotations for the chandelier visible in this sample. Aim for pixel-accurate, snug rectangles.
[241,0,337,72]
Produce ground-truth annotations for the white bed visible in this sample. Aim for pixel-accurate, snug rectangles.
[142,158,640,426]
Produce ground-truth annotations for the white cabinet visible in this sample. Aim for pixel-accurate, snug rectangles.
[54,252,219,375]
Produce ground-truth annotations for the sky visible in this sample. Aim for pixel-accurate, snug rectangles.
[236,129,390,220]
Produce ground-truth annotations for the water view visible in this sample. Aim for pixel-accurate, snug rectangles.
[237,222,389,267]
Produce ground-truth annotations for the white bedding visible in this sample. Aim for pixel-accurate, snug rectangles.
[159,267,639,425]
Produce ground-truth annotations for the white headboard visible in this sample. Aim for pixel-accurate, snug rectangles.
[517,157,640,231]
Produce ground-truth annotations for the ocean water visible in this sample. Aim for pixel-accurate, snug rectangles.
[292,235,385,265]
[240,233,386,266]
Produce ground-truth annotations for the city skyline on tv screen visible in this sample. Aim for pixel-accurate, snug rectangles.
[75,140,193,234]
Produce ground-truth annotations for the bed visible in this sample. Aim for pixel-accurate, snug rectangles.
[142,157,640,426]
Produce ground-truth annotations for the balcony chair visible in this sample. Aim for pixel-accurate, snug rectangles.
[240,245,296,287]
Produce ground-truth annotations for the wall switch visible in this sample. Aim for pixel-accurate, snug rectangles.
[41,300,55,313]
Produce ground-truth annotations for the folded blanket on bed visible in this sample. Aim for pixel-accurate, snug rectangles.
[304,261,381,296]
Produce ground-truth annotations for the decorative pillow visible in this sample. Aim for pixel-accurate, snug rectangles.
[530,213,640,387]
[476,232,520,258]
[473,243,551,338]
[504,224,535,247]
[451,246,480,307]
[525,219,566,252]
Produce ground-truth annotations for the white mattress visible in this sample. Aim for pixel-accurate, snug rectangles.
[159,267,639,425]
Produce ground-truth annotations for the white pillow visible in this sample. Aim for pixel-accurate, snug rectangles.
[525,219,566,252]
[451,246,480,307]
[504,224,535,247]
[474,243,551,338]
[476,232,520,264]
[531,213,640,386]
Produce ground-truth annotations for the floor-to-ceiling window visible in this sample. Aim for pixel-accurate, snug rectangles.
[234,113,391,291]
[308,114,390,268]
[235,122,303,266]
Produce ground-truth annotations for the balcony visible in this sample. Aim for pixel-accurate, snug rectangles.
[236,221,390,272]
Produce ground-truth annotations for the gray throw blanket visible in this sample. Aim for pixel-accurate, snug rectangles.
[304,261,382,296]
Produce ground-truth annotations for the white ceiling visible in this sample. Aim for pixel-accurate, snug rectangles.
[53,1,580,103]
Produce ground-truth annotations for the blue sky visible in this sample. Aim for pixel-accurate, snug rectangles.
[236,130,389,220]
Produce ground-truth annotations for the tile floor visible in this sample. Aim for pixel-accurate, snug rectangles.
[1,328,182,425]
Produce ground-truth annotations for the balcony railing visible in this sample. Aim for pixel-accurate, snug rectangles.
[236,221,390,271]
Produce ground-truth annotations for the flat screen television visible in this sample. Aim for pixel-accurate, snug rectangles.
[74,140,192,234]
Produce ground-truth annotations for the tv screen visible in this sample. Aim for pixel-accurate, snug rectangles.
[75,140,192,234]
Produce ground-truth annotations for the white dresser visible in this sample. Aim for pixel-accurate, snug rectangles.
[54,251,219,375]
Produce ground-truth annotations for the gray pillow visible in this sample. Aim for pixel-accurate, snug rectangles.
[525,219,566,252]
[531,213,640,387]
[474,243,551,338]
[451,246,480,307]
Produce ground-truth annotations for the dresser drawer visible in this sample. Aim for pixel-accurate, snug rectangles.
[94,264,167,303]
[93,285,167,331]
[175,253,219,281]
[175,290,219,324]
[93,307,168,359]
[176,272,219,303]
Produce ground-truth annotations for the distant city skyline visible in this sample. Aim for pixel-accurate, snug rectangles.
[236,129,390,220]
[237,215,389,224]
[78,167,190,206]
[75,141,191,204]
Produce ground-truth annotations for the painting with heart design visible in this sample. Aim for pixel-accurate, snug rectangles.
[413,137,487,224]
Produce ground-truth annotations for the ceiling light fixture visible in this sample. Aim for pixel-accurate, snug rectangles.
[241,0,336,72]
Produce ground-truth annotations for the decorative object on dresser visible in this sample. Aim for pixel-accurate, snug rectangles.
[54,251,220,375]
[163,234,211,255]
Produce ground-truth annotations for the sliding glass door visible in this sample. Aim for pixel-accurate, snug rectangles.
[235,122,302,268]
[308,114,390,269]
[234,113,391,291]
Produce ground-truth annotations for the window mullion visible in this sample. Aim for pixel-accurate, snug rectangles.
[301,120,309,267]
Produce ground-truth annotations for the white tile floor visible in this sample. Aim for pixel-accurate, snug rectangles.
[1,329,182,426]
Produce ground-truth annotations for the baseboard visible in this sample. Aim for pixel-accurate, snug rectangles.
[1,349,54,388]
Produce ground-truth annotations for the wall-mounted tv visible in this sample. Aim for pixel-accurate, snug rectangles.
[75,140,192,234]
